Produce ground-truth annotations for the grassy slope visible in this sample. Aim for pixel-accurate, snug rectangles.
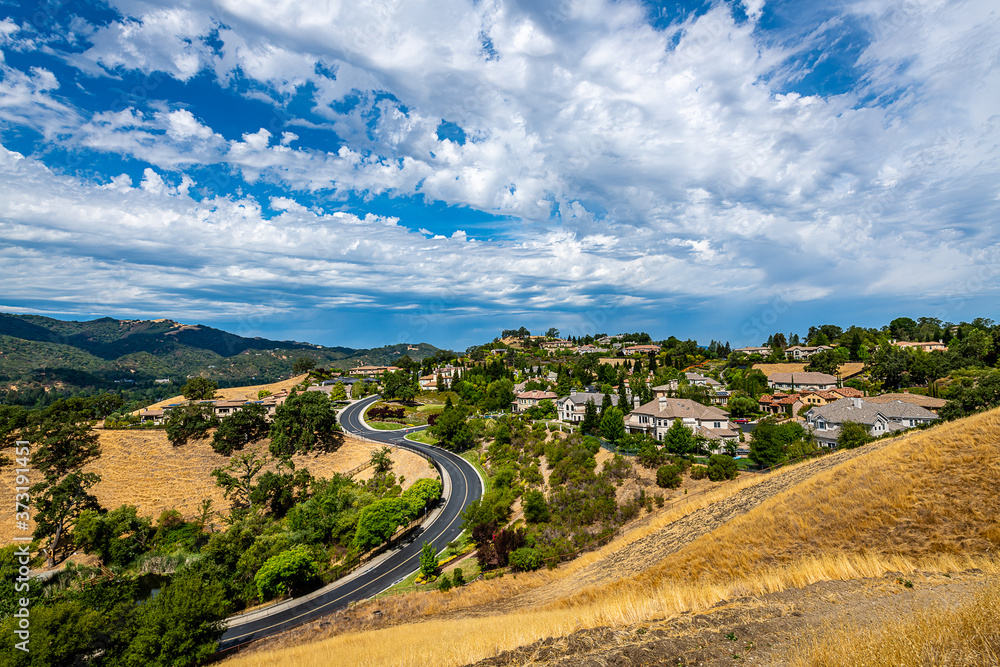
[223,408,1000,667]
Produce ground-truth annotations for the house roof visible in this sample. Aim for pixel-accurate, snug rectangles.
[516,390,558,400]
[685,372,721,386]
[629,397,729,421]
[558,392,619,406]
[867,393,948,409]
[808,397,937,425]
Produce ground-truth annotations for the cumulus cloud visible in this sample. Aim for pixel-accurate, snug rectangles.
[0,0,997,336]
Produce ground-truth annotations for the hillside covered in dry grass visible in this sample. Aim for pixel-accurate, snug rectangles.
[223,408,1000,667]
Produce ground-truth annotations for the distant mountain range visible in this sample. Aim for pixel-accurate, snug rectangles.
[0,313,439,392]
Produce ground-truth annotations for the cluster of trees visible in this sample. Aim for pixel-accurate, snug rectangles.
[461,421,665,573]
[748,420,820,468]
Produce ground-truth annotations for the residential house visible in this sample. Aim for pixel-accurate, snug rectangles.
[767,372,838,392]
[556,391,619,422]
[783,345,833,360]
[805,397,939,447]
[540,339,574,351]
[685,372,722,389]
[573,344,609,354]
[757,393,805,416]
[138,408,164,424]
[623,344,661,355]
[652,380,679,397]
[512,390,558,413]
[892,340,949,352]
[348,365,401,378]
[734,346,772,356]
[796,386,866,407]
[625,397,737,450]
[418,365,459,391]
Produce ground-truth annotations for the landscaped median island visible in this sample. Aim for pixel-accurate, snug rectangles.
[364,399,446,430]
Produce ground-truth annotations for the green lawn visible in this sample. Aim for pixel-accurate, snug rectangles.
[367,421,407,430]
[406,429,439,445]
[460,449,492,494]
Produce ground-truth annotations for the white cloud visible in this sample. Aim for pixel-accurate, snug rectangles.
[1,0,996,321]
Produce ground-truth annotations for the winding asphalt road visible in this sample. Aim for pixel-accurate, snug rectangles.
[217,395,483,651]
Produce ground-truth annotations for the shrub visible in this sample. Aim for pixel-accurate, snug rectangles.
[690,464,709,480]
[707,454,739,481]
[438,573,453,592]
[452,568,464,586]
[254,545,318,601]
[508,547,543,572]
[656,463,683,489]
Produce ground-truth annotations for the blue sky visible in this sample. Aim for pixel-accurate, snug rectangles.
[0,0,998,351]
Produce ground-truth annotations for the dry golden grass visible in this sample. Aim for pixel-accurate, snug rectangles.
[140,374,310,412]
[625,409,1000,589]
[0,429,435,545]
[751,362,865,377]
[789,579,1000,666]
[223,407,1000,667]
[225,553,1000,667]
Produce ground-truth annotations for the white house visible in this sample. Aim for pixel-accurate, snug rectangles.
[556,391,618,422]
[625,397,737,450]
[805,397,938,447]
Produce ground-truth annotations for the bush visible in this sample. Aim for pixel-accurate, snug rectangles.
[508,547,543,572]
[656,463,683,489]
[452,567,464,586]
[367,405,406,421]
[690,464,709,480]
[706,454,739,481]
[438,573,453,592]
[254,545,318,601]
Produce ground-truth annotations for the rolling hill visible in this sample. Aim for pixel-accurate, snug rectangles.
[221,408,1000,667]
[0,312,440,393]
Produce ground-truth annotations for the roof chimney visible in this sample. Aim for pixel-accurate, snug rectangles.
[658,397,667,410]
[853,398,863,409]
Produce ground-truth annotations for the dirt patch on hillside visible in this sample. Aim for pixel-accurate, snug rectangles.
[465,569,997,667]
[0,430,435,545]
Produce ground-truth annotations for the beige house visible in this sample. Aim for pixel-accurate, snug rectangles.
[625,397,736,448]
[767,372,838,392]
[512,390,558,413]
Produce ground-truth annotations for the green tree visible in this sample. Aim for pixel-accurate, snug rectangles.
[354,497,406,551]
[522,489,550,523]
[727,393,758,418]
[75,504,154,568]
[328,382,348,401]
[211,403,269,455]
[706,454,739,481]
[580,398,600,435]
[837,421,873,450]
[269,390,341,456]
[119,566,229,666]
[382,370,415,400]
[805,349,843,375]
[22,416,102,567]
[865,345,911,390]
[599,406,625,443]
[430,404,475,451]
[181,376,218,401]
[211,449,271,512]
[292,356,316,374]
[419,540,438,579]
[254,545,319,600]
[165,403,219,447]
[748,420,806,469]
[662,419,694,456]
[656,463,683,489]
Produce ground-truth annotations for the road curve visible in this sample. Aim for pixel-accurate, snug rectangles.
[218,395,483,651]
